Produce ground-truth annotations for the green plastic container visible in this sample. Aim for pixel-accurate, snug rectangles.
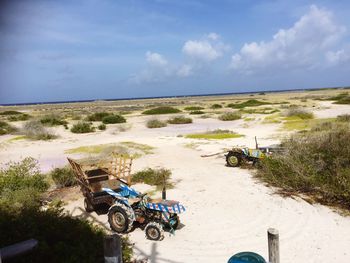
[228,252,266,263]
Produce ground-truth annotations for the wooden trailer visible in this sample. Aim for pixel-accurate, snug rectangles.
[67,154,133,212]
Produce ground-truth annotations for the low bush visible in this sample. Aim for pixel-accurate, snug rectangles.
[227,99,271,109]
[0,121,17,135]
[184,106,204,111]
[334,96,350,104]
[0,158,49,210]
[50,166,77,188]
[7,113,31,121]
[284,108,314,119]
[40,114,68,126]
[189,110,205,115]
[142,106,181,115]
[218,112,241,121]
[71,122,95,133]
[98,124,106,130]
[86,112,110,121]
[102,114,126,124]
[23,120,57,140]
[256,126,350,208]
[0,110,22,115]
[167,116,192,124]
[132,168,173,188]
[146,119,167,128]
[337,114,350,122]
[210,104,222,109]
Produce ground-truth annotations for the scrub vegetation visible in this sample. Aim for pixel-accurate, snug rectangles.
[218,112,241,121]
[146,118,167,128]
[142,106,181,115]
[186,129,243,140]
[167,116,193,124]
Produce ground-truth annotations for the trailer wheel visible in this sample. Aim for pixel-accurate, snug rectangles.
[108,203,134,233]
[226,152,242,167]
[145,222,164,241]
[84,198,94,212]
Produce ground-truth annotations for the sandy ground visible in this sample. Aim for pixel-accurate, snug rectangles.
[1,98,350,262]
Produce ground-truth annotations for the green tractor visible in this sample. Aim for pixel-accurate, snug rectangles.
[225,137,283,167]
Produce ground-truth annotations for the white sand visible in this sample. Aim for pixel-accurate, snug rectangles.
[1,103,350,262]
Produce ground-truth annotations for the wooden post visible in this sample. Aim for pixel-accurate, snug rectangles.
[268,228,280,263]
[104,234,122,263]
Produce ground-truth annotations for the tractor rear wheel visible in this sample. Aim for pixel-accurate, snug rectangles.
[108,203,134,233]
[226,152,242,167]
[145,222,164,241]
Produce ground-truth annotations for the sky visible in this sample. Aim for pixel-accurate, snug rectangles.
[1,0,350,104]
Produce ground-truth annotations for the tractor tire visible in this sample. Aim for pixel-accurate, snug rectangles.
[108,203,134,233]
[145,222,164,241]
[84,198,94,213]
[226,152,242,167]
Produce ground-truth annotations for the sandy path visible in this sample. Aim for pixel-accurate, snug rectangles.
[65,142,350,263]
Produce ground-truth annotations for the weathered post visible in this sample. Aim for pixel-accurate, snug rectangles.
[104,234,122,263]
[267,228,280,263]
[162,175,166,200]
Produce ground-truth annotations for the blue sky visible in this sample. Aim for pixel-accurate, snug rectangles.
[1,0,350,104]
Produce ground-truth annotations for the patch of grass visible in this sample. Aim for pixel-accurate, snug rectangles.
[142,106,181,115]
[167,116,193,124]
[244,117,255,122]
[70,122,95,133]
[0,121,17,135]
[50,166,77,188]
[189,110,205,115]
[185,129,244,140]
[284,108,314,119]
[227,99,271,109]
[132,168,173,189]
[263,114,282,124]
[282,118,335,131]
[22,120,57,140]
[6,135,27,142]
[102,114,126,124]
[218,112,241,121]
[40,114,68,126]
[146,119,167,128]
[184,106,204,111]
[256,125,350,209]
[241,107,280,114]
[210,104,223,109]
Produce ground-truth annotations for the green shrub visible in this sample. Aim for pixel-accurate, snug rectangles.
[227,99,271,109]
[87,112,110,121]
[40,114,68,126]
[0,121,17,135]
[50,167,77,188]
[184,106,204,111]
[218,112,241,121]
[102,114,126,124]
[210,104,222,109]
[167,116,192,124]
[0,158,49,209]
[23,120,57,140]
[142,106,181,115]
[334,96,350,104]
[98,124,106,130]
[132,168,173,188]
[146,119,167,128]
[71,122,95,133]
[285,108,314,119]
[189,110,205,115]
[0,110,22,115]
[7,113,31,121]
[337,114,350,122]
[256,126,350,208]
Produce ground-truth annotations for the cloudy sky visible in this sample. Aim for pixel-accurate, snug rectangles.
[1,0,350,104]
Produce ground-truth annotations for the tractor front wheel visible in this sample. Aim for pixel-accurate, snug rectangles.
[226,152,242,167]
[145,222,164,241]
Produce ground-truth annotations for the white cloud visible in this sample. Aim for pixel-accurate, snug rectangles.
[177,64,193,77]
[145,51,168,66]
[207,32,220,40]
[182,40,221,61]
[326,49,350,65]
[230,5,347,73]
